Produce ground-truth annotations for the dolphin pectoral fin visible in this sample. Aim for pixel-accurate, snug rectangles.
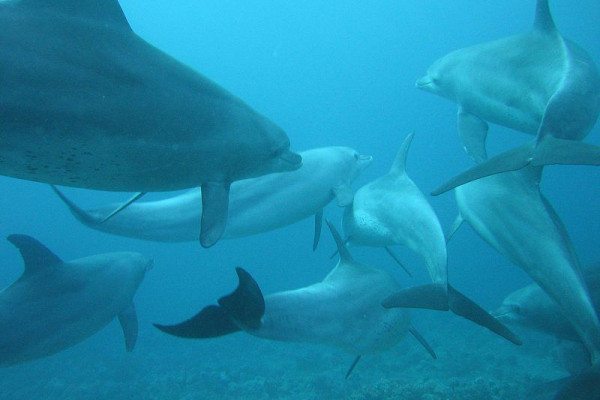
[447,285,522,345]
[313,210,323,251]
[345,355,361,379]
[7,234,63,274]
[118,302,138,352]
[382,284,450,311]
[51,185,102,225]
[101,192,147,223]
[218,267,265,330]
[445,214,464,244]
[431,141,536,195]
[458,109,488,163]
[408,326,437,359]
[332,184,354,207]
[384,247,412,278]
[531,136,600,167]
[154,305,240,339]
[199,182,231,248]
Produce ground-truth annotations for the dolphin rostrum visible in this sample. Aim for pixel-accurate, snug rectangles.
[0,0,302,247]
[154,221,436,377]
[0,235,152,366]
[420,0,600,195]
[52,147,372,249]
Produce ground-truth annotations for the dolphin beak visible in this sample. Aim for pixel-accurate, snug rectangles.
[415,76,433,89]
[278,150,303,171]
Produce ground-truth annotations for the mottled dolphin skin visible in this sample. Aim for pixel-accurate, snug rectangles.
[0,0,302,247]
[493,263,600,343]
[447,166,600,364]
[52,147,372,248]
[421,0,600,195]
[340,134,520,345]
[154,221,436,377]
[0,235,152,366]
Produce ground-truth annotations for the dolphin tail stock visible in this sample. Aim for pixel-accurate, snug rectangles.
[431,137,600,196]
[382,284,522,345]
[154,267,264,339]
[50,185,102,225]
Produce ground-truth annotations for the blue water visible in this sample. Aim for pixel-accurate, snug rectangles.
[1,1,599,399]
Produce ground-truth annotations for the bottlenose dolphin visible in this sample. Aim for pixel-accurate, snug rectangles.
[0,0,302,247]
[493,262,600,343]
[52,147,372,248]
[419,0,600,195]
[0,235,151,366]
[154,221,436,377]
[340,134,520,345]
[446,164,600,364]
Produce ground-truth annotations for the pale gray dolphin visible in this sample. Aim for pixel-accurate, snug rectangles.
[493,262,600,343]
[342,133,447,284]
[52,147,372,248]
[154,221,436,377]
[446,165,600,364]
[340,134,520,345]
[0,235,152,366]
[421,0,600,195]
[0,0,302,247]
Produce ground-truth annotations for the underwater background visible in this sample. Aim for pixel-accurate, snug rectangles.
[0,1,599,399]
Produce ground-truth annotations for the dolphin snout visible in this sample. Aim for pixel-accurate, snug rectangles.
[416,76,433,89]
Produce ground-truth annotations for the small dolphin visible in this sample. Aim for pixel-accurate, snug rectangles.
[447,165,600,364]
[0,0,302,247]
[52,147,372,249]
[0,235,152,366]
[420,0,600,195]
[493,262,600,343]
[340,133,520,345]
[154,221,436,377]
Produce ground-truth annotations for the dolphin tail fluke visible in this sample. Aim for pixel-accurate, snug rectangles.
[118,302,138,352]
[382,284,450,311]
[199,182,231,248]
[432,137,600,196]
[447,285,522,345]
[218,267,265,330]
[154,267,264,338]
[50,185,101,225]
[408,326,437,359]
[154,305,240,339]
[382,284,521,345]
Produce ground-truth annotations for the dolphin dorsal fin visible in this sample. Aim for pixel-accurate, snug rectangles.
[533,0,556,32]
[7,234,63,274]
[389,133,415,176]
[19,0,131,30]
[325,219,354,263]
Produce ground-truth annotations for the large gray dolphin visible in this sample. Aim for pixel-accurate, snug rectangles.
[493,262,600,343]
[154,221,436,377]
[0,0,302,247]
[52,147,372,248]
[446,164,600,364]
[0,235,152,366]
[420,0,600,195]
[340,134,520,345]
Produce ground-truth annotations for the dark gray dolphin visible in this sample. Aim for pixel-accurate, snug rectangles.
[0,235,152,366]
[422,0,600,195]
[154,221,436,377]
[0,0,302,247]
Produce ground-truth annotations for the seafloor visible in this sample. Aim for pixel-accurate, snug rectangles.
[0,311,568,400]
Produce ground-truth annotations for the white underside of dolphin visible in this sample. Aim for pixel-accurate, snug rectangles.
[419,0,600,194]
[52,147,372,249]
[447,166,600,364]
[0,235,151,366]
